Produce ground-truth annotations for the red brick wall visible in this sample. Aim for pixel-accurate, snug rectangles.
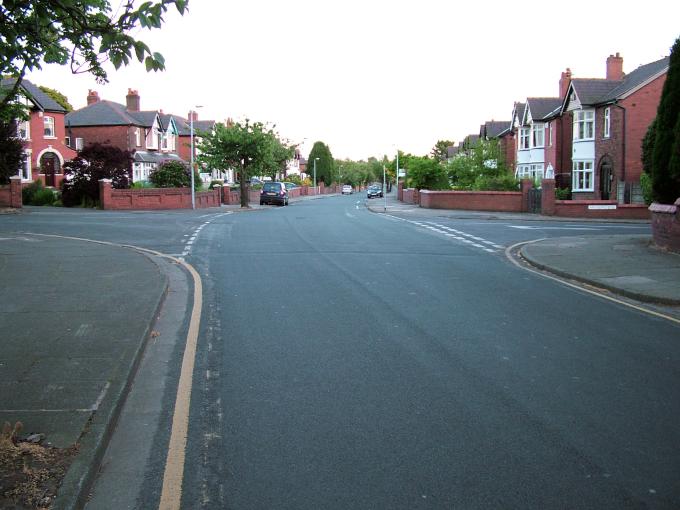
[650,200,680,253]
[557,113,573,189]
[500,132,515,170]
[0,177,22,208]
[99,180,220,210]
[620,73,666,183]
[69,125,137,152]
[553,200,649,219]
[594,104,624,199]
[420,190,524,211]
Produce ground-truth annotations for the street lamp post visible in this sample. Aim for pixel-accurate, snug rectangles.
[383,164,387,211]
[314,157,319,193]
[395,148,399,198]
[189,105,203,210]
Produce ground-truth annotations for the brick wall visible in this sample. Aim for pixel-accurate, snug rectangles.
[99,179,220,210]
[620,73,666,184]
[594,104,624,200]
[0,177,22,208]
[69,125,137,152]
[419,189,524,212]
[650,199,680,253]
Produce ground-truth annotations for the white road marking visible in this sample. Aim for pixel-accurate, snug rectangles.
[509,225,600,230]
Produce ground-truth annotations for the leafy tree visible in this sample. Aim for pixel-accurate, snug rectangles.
[404,156,448,190]
[431,140,455,162]
[0,121,25,184]
[61,143,131,207]
[263,136,294,181]
[38,85,73,112]
[646,36,680,203]
[197,119,280,208]
[308,142,334,185]
[0,0,188,120]
[445,138,513,190]
[149,160,199,190]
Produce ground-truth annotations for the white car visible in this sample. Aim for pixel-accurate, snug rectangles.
[342,185,353,195]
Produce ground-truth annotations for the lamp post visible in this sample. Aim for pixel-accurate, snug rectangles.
[189,105,203,210]
[314,157,319,192]
[383,164,387,211]
[395,148,399,198]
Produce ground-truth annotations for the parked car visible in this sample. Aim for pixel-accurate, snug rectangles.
[260,181,289,206]
[342,184,353,195]
[367,185,383,198]
[283,182,299,190]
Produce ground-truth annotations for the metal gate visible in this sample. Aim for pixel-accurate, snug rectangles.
[527,187,542,214]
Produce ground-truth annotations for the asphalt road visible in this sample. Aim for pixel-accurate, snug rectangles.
[3,200,678,509]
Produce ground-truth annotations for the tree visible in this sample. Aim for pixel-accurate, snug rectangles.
[308,142,334,185]
[263,137,294,181]
[61,143,131,207]
[431,140,455,162]
[445,138,513,190]
[197,120,280,208]
[0,0,188,119]
[0,121,25,184]
[404,156,448,190]
[38,85,73,112]
[149,160,199,190]
[646,36,680,204]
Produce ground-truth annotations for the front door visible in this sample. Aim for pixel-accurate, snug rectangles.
[41,153,57,187]
[599,161,612,200]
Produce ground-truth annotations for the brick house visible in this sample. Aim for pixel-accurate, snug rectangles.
[65,89,185,182]
[479,120,512,169]
[1,78,77,187]
[560,53,669,201]
[514,97,564,183]
[174,111,226,183]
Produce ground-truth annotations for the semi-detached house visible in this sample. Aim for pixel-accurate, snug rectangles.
[560,53,669,202]
[65,89,185,182]
[1,78,77,188]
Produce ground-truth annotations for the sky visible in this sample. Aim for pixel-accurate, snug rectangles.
[25,0,680,161]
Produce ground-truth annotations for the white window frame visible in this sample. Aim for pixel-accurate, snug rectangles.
[531,123,544,148]
[135,128,141,147]
[75,137,84,150]
[146,127,159,149]
[573,110,594,141]
[603,107,611,138]
[519,127,530,149]
[549,123,553,147]
[43,116,55,138]
[17,119,30,140]
[65,136,71,147]
[572,160,594,191]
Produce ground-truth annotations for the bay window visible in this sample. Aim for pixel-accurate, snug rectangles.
[572,160,594,191]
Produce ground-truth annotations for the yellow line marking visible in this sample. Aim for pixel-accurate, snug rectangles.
[23,233,202,508]
[505,239,680,326]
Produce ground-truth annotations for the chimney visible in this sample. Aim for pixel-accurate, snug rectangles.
[606,52,624,81]
[559,68,572,98]
[188,110,199,122]
[126,88,140,111]
[87,90,100,105]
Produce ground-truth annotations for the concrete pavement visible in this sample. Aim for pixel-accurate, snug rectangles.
[1,190,678,507]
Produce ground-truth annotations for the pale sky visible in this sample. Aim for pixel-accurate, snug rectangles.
[26,0,680,161]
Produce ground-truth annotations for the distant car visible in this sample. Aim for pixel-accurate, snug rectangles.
[367,185,383,198]
[342,185,353,195]
[283,182,299,190]
[260,181,289,206]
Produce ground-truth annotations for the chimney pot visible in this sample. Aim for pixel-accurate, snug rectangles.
[126,89,140,112]
[87,90,100,105]
[606,53,624,81]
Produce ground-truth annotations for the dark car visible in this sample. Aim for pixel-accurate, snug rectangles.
[260,181,289,206]
[366,185,383,198]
